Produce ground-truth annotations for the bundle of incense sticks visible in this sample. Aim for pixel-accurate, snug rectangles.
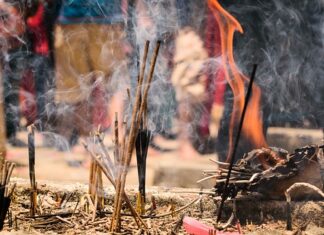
[0,161,16,230]
[110,40,161,232]
[88,159,104,220]
[83,40,160,232]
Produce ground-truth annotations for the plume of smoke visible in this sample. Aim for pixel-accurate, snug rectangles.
[221,0,324,128]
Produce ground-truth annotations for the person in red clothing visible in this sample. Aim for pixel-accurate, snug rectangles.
[23,0,61,132]
[200,7,225,137]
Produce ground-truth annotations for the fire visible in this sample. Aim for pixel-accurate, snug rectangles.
[208,0,268,162]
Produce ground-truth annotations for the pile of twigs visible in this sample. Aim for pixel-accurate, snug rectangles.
[0,161,16,230]
[200,145,324,199]
[84,40,161,232]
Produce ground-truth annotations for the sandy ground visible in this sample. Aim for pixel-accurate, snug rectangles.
[6,130,214,187]
[1,178,324,234]
[4,127,323,188]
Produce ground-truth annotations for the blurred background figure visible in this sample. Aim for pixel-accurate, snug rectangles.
[54,0,125,151]
[171,0,215,158]
[20,0,61,134]
[0,0,34,147]
[171,28,208,159]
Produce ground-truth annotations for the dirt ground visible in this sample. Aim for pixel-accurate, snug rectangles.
[6,127,323,188]
[1,128,323,234]
[1,179,324,235]
[7,130,214,187]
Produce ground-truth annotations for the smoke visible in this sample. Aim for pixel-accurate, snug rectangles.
[125,0,180,135]
[221,0,324,128]
[1,0,323,162]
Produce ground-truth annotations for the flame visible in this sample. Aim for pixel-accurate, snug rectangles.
[208,0,268,162]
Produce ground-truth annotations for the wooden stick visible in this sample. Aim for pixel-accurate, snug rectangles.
[94,134,115,179]
[126,88,131,101]
[0,72,6,160]
[28,125,35,188]
[114,112,119,166]
[135,41,161,130]
[120,121,127,167]
[0,161,6,185]
[285,182,324,230]
[83,143,114,185]
[97,166,104,209]
[83,143,146,229]
[217,65,257,222]
[89,160,95,195]
[28,125,37,217]
[153,196,201,218]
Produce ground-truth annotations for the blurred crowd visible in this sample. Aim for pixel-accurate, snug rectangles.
[0,0,224,159]
[0,0,323,160]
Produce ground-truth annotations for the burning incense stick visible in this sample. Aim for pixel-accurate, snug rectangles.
[114,112,120,166]
[28,125,37,217]
[217,64,258,222]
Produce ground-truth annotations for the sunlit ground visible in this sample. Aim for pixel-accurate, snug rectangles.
[6,125,322,188]
[8,129,214,187]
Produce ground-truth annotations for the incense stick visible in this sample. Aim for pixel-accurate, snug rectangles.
[216,64,258,222]
[114,112,119,166]
[28,125,37,217]
[94,133,115,179]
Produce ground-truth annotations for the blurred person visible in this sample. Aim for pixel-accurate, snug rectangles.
[171,28,208,159]
[170,1,212,158]
[54,0,125,150]
[0,0,35,147]
[199,7,225,142]
[21,0,61,133]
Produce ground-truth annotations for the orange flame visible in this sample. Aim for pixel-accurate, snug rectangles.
[208,0,268,162]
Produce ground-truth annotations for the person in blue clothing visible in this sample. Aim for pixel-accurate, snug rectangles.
[54,0,125,150]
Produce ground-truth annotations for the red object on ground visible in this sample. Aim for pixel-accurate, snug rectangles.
[183,216,241,235]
